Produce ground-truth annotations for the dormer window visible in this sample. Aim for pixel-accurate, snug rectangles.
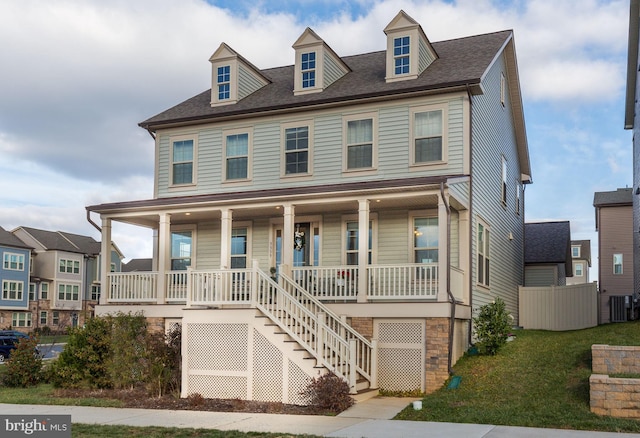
[217,66,230,100]
[301,52,316,88]
[394,36,410,75]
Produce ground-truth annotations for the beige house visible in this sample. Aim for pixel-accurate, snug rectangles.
[87,11,532,402]
[566,240,591,285]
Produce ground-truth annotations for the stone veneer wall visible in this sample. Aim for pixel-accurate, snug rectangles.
[590,344,640,419]
[425,317,451,393]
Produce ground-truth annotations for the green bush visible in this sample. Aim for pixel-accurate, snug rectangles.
[107,312,149,389]
[302,372,354,413]
[2,336,43,387]
[473,297,511,356]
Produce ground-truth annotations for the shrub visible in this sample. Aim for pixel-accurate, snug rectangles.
[107,312,149,389]
[302,372,354,413]
[2,336,42,387]
[473,297,511,356]
[145,324,182,397]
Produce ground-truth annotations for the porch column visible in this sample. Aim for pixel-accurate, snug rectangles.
[438,194,449,302]
[99,218,111,306]
[357,199,369,303]
[282,204,295,273]
[157,213,171,304]
[220,209,232,269]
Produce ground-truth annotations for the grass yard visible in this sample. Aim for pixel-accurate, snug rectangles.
[395,320,640,432]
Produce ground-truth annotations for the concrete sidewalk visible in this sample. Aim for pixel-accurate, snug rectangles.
[2,397,640,437]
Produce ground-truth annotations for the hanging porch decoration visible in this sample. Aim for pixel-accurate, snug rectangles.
[294,224,305,251]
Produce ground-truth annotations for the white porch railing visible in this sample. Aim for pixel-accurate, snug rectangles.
[291,266,358,300]
[108,272,158,302]
[367,263,438,299]
[189,269,252,305]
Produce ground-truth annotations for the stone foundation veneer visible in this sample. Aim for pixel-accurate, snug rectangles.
[590,345,640,419]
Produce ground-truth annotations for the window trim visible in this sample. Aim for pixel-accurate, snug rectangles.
[3,252,25,271]
[40,282,49,300]
[12,312,31,328]
[58,258,80,274]
[39,311,48,326]
[57,283,80,301]
[169,135,197,189]
[230,222,252,269]
[281,120,314,178]
[170,226,196,271]
[342,112,378,173]
[210,60,238,105]
[393,36,411,76]
[575,262,584,277]
[613,253,623,275]
[301,51,316,89]
[477,220,491,289]
[217,65,231,101]
[572,246,581,258]
[223,128,253,183]
[409,103,448,168]
[409,212,439,265]
[2,280,24,301]
[341,214,378,266]
[91,284,101,301]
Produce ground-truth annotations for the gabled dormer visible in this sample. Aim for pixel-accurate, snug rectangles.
[292,28,350,96]
[209,43,270,107]
[384,10,438,83]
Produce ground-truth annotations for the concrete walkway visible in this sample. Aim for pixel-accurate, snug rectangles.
[2,397,640,437]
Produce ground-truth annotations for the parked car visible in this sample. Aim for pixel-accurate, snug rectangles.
[0,330,29,339]
[0,335,39,363]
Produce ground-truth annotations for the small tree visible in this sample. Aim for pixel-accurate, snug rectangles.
[2,336,42,387]
[473,297,511,356]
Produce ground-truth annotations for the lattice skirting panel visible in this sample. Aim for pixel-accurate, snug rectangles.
[375,319,425,392]
[183,314,315,404]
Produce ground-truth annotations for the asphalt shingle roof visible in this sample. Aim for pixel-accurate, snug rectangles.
[593,188,633,206]
[525,221,571,265]
[19,227,99,255]
[139,30,513,129]
[122,258,153,272]
[0,226,32,250]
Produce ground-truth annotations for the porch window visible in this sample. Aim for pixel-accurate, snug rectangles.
[172,139,194,185]
[171,231,192,270]
[225,133,249,180]
[284,126,309,175]
[413,217,438,263]
[613,254,623,275]
[345,221,372,265]
[345,116,374,170]
[231,227,248,269]
[478,222,490,287]
[411,105,447,165]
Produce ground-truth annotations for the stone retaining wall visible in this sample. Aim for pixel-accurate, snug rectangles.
[590,344,640,419]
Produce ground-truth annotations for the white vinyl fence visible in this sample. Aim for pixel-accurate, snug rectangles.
[518,282,598,331]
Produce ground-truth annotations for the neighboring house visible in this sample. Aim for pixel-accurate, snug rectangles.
[625,0,640,302]
[87,10,532,401]
[594,188,635,323]
[0,226,33,332]
[566,240,591,285]
[122,258,153,272]
[524,221,572,287]
[11,227,123,331]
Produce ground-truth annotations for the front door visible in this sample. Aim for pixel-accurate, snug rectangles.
[271,222,319,277]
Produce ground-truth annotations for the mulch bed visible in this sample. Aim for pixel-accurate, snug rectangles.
[53,388,328,415]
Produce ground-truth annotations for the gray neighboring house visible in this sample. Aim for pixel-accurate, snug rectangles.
[567,240,591,285]
[594,188,635,323]
[122,258,153,272]
[524,221,572,287]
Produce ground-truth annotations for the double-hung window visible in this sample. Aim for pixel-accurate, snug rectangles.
[575,263,584,277]
[40,311,47,325]
[3,253,25,271]
[12,312,31,328]
[171,230,192,271]
[478,222,490,287]
[231,227,248,269]
[344,220,373,265]
[413,217,438,264]
[172,139,194,186]
[41,282,49,300]
[414,110,443,163]
[613,254,623,275]
[2,281,23,300]
[301,52,316,89]
[393,36,410,75]
[217,65,230,100]
[572,246,581,258]
[284,126,309,175]
[59,259,80,274]
[225,132,250,180]
[345,116,375,170]
[57,283,79,301]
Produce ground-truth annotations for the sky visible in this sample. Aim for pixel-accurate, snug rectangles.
[0,0,632,281]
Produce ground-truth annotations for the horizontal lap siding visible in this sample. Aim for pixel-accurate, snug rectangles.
[196,222,220,269]
[377,210,408,264]
[470,51,524,319]
[378,106,409,172]
[321,213,342,265]
[198,130,223,194]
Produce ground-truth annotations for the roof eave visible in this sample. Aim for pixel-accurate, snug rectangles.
[626,0,640,130]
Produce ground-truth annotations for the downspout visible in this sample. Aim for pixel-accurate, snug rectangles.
[465,84,474,349]
[440,182,455,375]
[86,210,101,233]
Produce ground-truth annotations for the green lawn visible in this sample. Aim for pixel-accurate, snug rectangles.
[396,320,640,432]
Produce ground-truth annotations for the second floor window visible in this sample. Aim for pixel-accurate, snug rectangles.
[346,118,373,170]
[172,139,194,185]
[301,52,316,88]
[285,126,309,174]
[613,253,623,275]
[59,259,80,274]
[29,283,35,300]
[3,253,25,271]
[575,263,583,277]
[414,110,443,163]
[58,283,79,301]
[2,281,23,300]
[217,65,230,100]
[226,133,249,180]
[91,284,101,301]
[393,36,410,75]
